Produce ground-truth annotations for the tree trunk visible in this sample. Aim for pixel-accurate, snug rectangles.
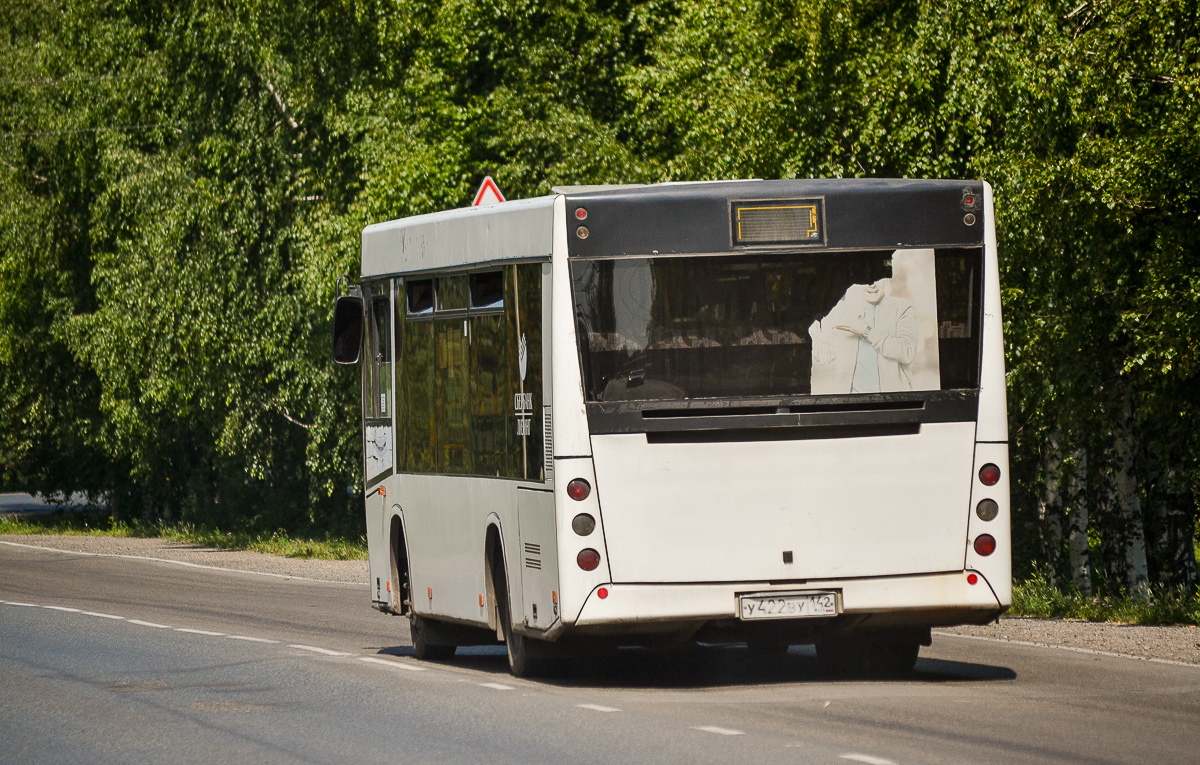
[1149,468,1198,590]
[1114,394,1150,601]
[1064,447,1092,596]
[1037,431,1064,585]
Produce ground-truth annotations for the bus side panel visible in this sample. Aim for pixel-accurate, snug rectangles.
[976,183,1007,442]
[517,488,559,629]
[549,194,592,459]
[400,474,515,627]
[968,442,1012,605]
[366,486,390,606]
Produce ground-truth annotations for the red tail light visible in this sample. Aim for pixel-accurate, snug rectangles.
[577,548,601,571]
[978,463,1001,486]
[567,478,591,501]
[973,534,997,556]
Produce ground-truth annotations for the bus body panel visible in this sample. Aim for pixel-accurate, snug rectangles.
[395,473,519,627]
[572,570,1002,628]
[361,196,555,278]
[976,184,1007,442]
[968,441,1012,605]
[516,487,559,629]
[590,422,977,584]
[552,456,611,624]
[366,487,391,606]
[549,196,593,460]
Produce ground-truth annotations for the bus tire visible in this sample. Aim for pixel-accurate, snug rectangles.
[410,614,456,661]
[815,636,868,676]
[494,558,546,678]
[864,635,920,677]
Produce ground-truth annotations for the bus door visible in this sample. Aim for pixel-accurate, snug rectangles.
[364,281,394,604]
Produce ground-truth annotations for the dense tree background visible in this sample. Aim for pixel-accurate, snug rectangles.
[2,0,1197,594]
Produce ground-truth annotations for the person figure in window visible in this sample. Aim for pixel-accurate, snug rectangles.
[809,279,918,394]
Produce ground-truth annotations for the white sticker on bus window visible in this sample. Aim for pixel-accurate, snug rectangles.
[808,249,941,395]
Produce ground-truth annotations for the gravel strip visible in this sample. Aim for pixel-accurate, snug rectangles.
[940,618,1200,666]
[5,533,1198,665]
[0,534,368,585]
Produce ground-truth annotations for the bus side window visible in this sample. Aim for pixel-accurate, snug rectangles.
[509,263,543,480]
[470,278,511,477]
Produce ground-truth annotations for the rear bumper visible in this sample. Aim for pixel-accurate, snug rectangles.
[569,570,1004,636]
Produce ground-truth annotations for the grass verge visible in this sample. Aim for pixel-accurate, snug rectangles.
[1011,570,1200,626]
[0,512,367,561]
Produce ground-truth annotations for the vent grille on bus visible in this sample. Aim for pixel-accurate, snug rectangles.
[524,542,542,570]
[543,406,554,477]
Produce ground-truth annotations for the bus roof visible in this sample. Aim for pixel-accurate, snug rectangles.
[360,178,985,277]
[361,194,556,278]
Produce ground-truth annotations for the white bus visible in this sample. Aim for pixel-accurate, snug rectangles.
[332,179,1010,677]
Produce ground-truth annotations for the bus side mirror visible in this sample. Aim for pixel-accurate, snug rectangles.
[332,294,364,365]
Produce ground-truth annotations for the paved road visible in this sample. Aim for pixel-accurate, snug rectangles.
[2,541,1198,765]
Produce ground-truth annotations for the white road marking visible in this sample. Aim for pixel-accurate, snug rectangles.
[226,635,280,644]
[4,601,39,607]
[128,619,172,628]
[576,704,620,713]
[0,539,365,587]
[934,630,1200,669]
[479,682,514,691]
[358,656,426,671]
[81,611,124,620]
[288,644,350,657]
[692,726,744,736]
[840,754,898,765]
[175,628,224,636]
[42,606,82,612]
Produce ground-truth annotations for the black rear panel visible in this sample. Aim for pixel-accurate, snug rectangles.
[565,179,984,258]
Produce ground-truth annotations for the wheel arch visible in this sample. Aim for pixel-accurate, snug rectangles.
[388,507,410,616]
[484,515,506,637]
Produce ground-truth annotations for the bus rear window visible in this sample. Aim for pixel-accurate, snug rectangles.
[570,248,981,402]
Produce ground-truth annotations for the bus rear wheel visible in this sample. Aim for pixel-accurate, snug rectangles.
[494,560,547,678]
[410,614,456,661]
[863,634,920,677]
[815,636,868,675]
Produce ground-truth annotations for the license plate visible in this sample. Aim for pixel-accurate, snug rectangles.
[738,591,839,621]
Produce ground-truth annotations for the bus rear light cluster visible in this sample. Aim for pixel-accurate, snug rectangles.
[577,548,601,571]
[978,463,1001,486]
[571,513,596,536]
[567,478,591,501]
[973,534,997,556]
[976,498,999,522]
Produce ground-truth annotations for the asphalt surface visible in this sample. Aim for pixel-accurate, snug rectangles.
[2,541,1199,765]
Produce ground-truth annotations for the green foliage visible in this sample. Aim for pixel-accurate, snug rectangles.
[0,510,366,560]
[1,0,1198,612]
[1013,569,1200,625]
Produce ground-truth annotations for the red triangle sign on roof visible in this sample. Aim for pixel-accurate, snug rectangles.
[472,176,506,207]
